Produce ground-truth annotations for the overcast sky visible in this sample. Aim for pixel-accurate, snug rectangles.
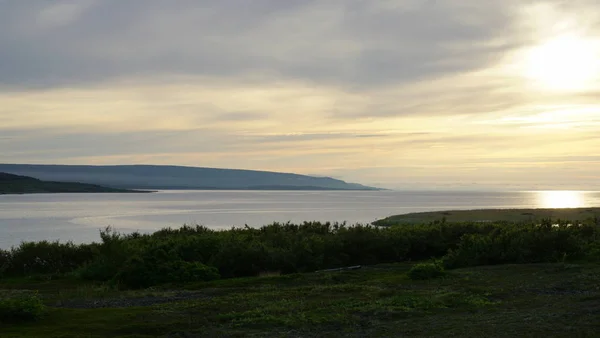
[1,0,600,190]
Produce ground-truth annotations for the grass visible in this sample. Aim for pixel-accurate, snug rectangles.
[0,291,46,323]
[1,262,599,337]
[374,207,600,225]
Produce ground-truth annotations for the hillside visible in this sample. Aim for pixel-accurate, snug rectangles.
[0,164,379,191]
[0,172,144,194]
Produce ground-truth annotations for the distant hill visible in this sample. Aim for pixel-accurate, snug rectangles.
[0,172,145,194]
[0,164,380,191]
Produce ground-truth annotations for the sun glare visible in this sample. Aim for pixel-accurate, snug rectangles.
[523,35,600,91]
[537,191,585,209]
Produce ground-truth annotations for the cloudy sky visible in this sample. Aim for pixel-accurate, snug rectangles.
[1,0,600,190]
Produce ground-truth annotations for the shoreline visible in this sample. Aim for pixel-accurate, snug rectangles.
[374,207,600,226]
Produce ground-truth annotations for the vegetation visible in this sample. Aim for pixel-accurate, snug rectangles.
[373,207,600,225]
[407,261,446,280]
[0,216,598,336]
[0,262,599,337]
[0,172,145,194]
[1,219,598,286]
[0,292,46,323]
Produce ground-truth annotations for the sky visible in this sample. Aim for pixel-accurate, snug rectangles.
[1,0,600,190]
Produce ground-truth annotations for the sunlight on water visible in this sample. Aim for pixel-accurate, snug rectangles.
[2,190,600,248]
[536,191,585,208]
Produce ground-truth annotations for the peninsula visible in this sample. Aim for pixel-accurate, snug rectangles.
[0,172,145,194]
[0,164,379,191]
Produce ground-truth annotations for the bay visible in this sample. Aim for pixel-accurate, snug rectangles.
[1,190,600,249]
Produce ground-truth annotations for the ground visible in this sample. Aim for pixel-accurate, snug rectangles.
[374,208,600,226]
[2,262,599,337]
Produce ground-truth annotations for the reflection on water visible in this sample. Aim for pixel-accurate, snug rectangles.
[536,191,585,208]
[2,190,600,248]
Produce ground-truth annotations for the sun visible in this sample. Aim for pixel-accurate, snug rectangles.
[536,191,584,209]
[523,35,600,91]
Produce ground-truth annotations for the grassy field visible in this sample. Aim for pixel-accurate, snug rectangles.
[1,262,599,337]
[373,207,600,226]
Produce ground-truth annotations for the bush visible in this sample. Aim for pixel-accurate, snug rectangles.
[585,241,600,261]
[209,235,270,278]
[78,227,140,281]
[3,220,599,286]
[0,293,46,322]
[2,241,97,277]
[115,257,220,289]
[407,261,446,280]
[443,224,598,268]
[0,249,9,277]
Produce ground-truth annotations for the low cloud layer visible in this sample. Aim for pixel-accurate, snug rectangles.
[1,0,600,189]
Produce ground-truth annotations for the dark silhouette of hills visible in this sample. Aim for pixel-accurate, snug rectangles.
[0,164,379,191]
[0,172,144,194]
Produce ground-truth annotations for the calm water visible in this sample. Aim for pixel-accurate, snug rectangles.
[1,190,599,249]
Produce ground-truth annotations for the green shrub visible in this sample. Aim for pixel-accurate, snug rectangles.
[209,235,270,278]
[408,261,446,280]
[0,293,46,322]
[78,257,122,282]
[0,249,9,277]
[3,220,599,285]
[585,241,600,261]
[443,224,597,268]
[2,241,97,277]
[78,227,140,281]
[115,257,220,289]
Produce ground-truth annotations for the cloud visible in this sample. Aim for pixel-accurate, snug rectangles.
[1,0,600,189]
[35,0,97,29]
[0,0,526,90]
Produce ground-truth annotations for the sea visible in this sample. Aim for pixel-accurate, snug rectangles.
[1,190,600,249]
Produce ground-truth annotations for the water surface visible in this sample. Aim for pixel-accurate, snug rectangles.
[1,190,599,248]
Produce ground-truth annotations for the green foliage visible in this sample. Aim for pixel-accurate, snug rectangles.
[585,241,600,261]
[2,263,599,337]
[116,257,220,289]
[443,222,598,268]
[1,220,599,288]
[78,227,135,281]
[0,292,46,323]
[0,249,9,276]
[1,241,97,277]
[408,261,446,280]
